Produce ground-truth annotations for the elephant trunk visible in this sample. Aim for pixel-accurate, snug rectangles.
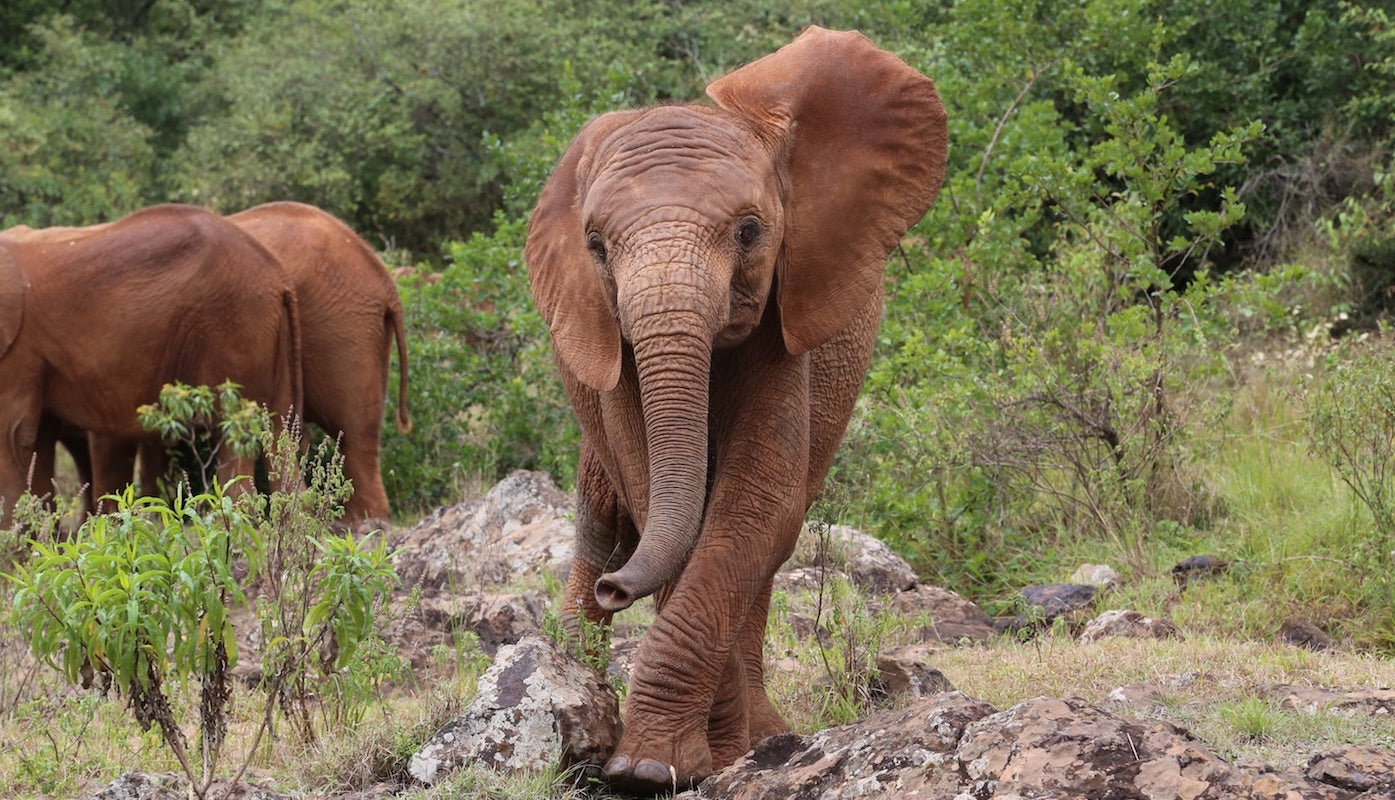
[595,310,712,612]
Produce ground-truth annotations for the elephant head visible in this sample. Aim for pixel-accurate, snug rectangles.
[526,27,947,610]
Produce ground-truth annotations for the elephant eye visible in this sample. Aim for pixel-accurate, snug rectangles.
[735,218,762,250]
[586,231,609,264]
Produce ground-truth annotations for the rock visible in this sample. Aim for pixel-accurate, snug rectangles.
[872,644,954,700]
[1279,617,1337,651]
[1271,685,1395,717]
[789,524,918,596]
[1104,672,1204,709]
[684,692,997,799]
[1172,554,1228,588]
[1307,745,1395,793]
[684,693,1367,799]
[772,565,846,595]
[385,588,547,669]
[390,470,575,592]
[1069,562,1121,589]
[999,583,1098,634]
[88,773,293,800]
[1077,609,1180,644]
[884,584,997,644]
[88,773,183,800]
[407,635,620,785]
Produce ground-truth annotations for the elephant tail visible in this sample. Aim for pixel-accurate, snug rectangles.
[280,288,305,429]
[388,303,412,434]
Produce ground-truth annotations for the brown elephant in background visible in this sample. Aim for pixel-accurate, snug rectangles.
[525,27,947,792]
[224,202,411,521]
[0,203,303,526]
[30,202,413,522]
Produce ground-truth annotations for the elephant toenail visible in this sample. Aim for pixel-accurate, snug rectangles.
[633,758,676,788]
[602,755,631,779]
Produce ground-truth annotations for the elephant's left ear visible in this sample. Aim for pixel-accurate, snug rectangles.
[0,245,23,359]
[707,26,948,355]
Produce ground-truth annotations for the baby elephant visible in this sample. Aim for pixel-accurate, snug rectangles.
[525,26,947,792]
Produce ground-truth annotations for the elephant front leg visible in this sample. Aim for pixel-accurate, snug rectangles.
[605,355,810,792]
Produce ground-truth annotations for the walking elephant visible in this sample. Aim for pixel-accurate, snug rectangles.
[0,204,303,526]
[226,201,411,521]
[525,27,947,791]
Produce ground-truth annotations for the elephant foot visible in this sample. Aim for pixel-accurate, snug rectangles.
[602,727,711,795]
[746,694,790,743]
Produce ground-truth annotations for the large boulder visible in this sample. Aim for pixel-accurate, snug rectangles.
[390,471,575,591]
[407,635,621,785]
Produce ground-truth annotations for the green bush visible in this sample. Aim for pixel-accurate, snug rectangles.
[381,217,579,513]
[7,384,402,796]
[10,485,255,796]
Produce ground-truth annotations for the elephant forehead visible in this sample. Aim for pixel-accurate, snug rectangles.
[584,108,773,222]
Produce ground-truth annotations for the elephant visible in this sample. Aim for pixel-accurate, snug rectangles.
[11,202,410,523]
[0,203,303,527]
[224,201,411,521]
[524,26,947,792]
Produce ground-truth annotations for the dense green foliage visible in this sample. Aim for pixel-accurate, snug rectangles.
[5,0,1395,644]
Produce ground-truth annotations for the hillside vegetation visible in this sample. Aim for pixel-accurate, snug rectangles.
[6,0,1395,640]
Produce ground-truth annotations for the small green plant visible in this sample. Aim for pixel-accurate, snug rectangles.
[9,484,256,798]
[137,380,270,495]
[1217,696,1282,743]
[807,522,893,726]
[542,606,618,694]
[1307,344,1395,544]
[7,384,402,797]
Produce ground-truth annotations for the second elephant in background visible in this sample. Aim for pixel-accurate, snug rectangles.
[226,202,411,522]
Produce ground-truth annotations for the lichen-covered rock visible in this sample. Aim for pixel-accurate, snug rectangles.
[407,635,620,785]
[885,584,997,644]
[390,470,575,591]
[683,693,1388,800]
[1306,745,1395,794]
[1271,685,1395,717]
[88,773,293,800]
[786,524,918,596]
[385,588,548,670]
[1077,609,1180,644]
[682,692,997,799]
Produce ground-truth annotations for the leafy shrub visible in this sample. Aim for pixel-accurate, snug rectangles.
[381,217,579,513]
[10,485,255,797]
[7,384,402,796]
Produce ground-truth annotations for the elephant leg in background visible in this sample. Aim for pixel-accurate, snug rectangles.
[563,439,637,646]
[307,387,392,521]
[87,435,138,513]
[27,415,59,504]
[607,330,811,789]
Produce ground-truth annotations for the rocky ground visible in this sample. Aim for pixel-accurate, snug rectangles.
[88,471,1395,799]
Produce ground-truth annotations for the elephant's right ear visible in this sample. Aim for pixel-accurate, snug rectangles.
[0,245,23,360]
[525,112,638,392]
